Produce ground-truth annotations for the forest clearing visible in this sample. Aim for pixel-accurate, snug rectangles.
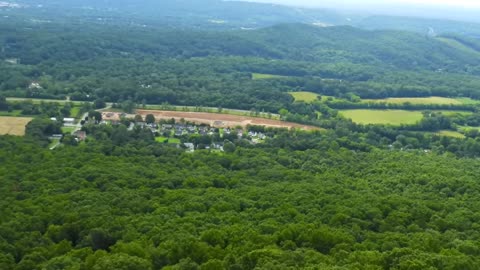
[0,117,32,135]
[251,73,289,80]
[289,91,320,102]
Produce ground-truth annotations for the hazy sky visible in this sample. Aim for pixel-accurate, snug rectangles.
[247,0,480,9]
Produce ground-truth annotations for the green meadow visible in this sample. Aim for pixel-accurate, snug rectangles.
[437,130,466,139]
[362,96,463,105]
[251,73,289,80]
[340,109,424,125]
[289,91,320,102]
[155,137,181,144]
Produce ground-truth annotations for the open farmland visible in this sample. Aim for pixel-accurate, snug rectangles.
[362,96,463,105]
[106,110,320,130]
[0,117,32,135]
[340,109,424,125]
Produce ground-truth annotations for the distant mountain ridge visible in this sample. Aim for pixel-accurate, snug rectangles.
[7,0,480,37]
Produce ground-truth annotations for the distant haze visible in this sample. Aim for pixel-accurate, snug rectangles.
[241,0,480,22]
[244,0,480,8]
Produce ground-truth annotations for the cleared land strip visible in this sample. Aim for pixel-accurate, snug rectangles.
[107,110,320,130]
[0,117,32,136]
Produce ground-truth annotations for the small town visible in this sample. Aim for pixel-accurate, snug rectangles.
[61,111,272,152]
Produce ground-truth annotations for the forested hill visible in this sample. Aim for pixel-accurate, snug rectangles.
[2,19,480,73]
[240,24,480,71]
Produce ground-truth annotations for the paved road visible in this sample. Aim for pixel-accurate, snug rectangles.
[72,112,89,135]
[49,140,61,150]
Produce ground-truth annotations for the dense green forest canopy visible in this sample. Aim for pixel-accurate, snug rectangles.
[2,123,480,269]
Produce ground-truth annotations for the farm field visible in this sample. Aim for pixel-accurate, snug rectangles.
[123,110,321,130]
[340,109,424,125]
[0,116,32,135]
[251,73,289,80]
[143,105,280,120]
[362,96,463,105]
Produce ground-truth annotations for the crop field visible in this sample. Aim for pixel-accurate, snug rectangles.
[129,110,321,130]
[251,73,289,80]
[340,109,424,125]
[0,117,32,135]
[362,96,463,105]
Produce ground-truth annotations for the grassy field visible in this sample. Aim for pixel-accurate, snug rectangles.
[340,110,424,125]
[455,97,480,105]
[289,91,320,102]
[0,110,23,117]
[155,137,181,144]
[289,91,337,103]
[61,127,76,134]
[437,130,466,139]
[0,116,32,136]
[6,98,84,105]
[70,106,81,118]
[437,37,480,57]
[362,97,463,105]
[251,73,288,80]
[438,110,472,116]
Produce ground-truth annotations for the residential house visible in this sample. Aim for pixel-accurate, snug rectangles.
[74,130,87,141]
[184,143,195,152]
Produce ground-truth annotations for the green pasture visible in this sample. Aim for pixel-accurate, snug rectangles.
[61,127,76,134]
[362,96,462,105]
[340,109,424,125]
[289,91,320,102]
[437,130,466,139]
[155,137,181,144]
